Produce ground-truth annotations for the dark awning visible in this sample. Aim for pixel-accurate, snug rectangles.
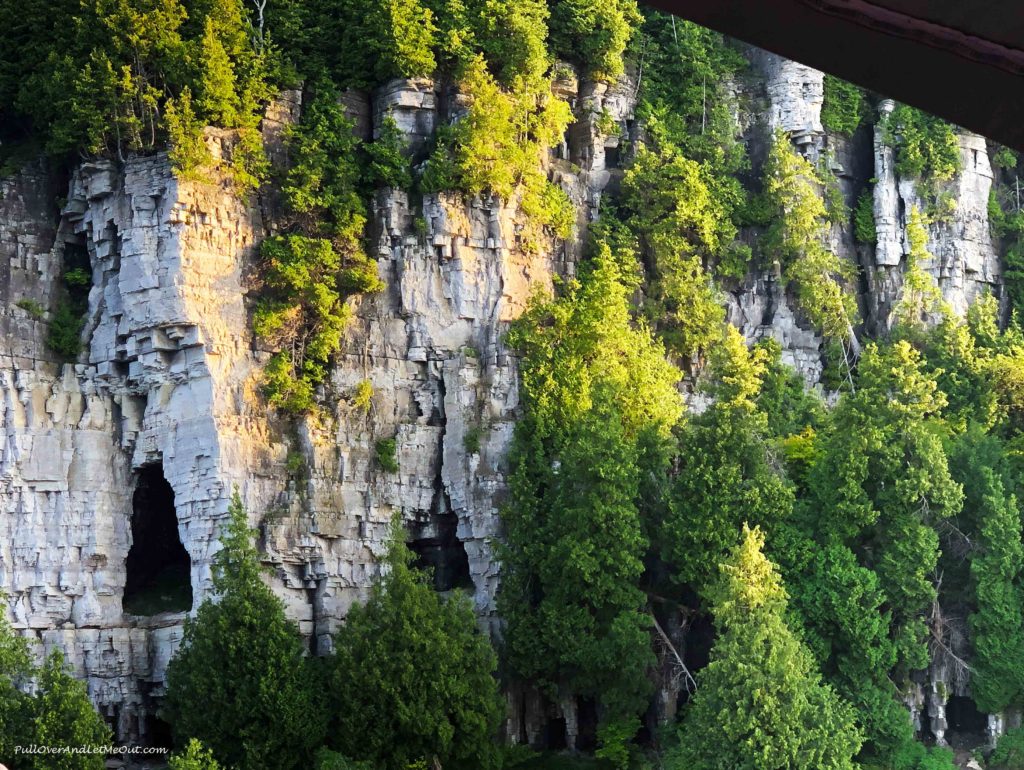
[645,0,1024,149]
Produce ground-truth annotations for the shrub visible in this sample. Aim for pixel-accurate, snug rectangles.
[763,133,858,342]
[47,302,86,360]
[351,379,374,412]
[883,104,960,181]
[854,189,877,244]
[15,299,45,319]
[326,518,503,770]
[375,438,399,472]
[821,74,864,135]
[463,424,482,454]
[422,55,574,243]
[366,116,412,190]
[169,739,223,770]
[993,728,1024,769]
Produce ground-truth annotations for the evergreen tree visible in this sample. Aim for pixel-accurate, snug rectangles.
[0,593,35,767]
[548,0,641,82]
[29,650,112,770]
[162,491,324,770]
[326,0,437,87]
[469,0,550,85]
[500,249,682,764]
[950,430,1024,714]
[326,519,503,770]
[193,17,239,126]
[670,525,862,769]
[619,142,729,358]
[763,132,858,345]
[817,342,962,661]
[661,326,794,594]
[893,207,946,329]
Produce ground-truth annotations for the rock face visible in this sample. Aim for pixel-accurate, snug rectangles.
[0,47,1008,747]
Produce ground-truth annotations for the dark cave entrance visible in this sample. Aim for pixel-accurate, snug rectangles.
[142,714,173,750]
[946,695,987,749]
[407,512,473,592]
[123,464,192,615]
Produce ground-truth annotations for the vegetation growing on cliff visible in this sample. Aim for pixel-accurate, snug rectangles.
[500,249,681,764]
[763,133,858,342]
[883,103,961,182]
[0,600,112,770]
[821,74,865,135]
[10,2,1024,768]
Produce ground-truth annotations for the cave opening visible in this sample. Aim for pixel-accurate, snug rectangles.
[407,512,473,592]
[123,464,192,616]
[544,715,567,751]
[946,695,987,749]
[142,714,173,750]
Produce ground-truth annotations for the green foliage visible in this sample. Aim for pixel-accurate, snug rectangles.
[169,739,223,770]
[16,299,45,319]
[821,75,864,135]
[424,55,574,245]
[669,526,862,769]
[993,146,1019,171]
[548,0,641,82]
[463,424,483,454]
[351,379,374,412]
[375,438,399,472]
[326,0,437,88]
[764,133,858,341]
[632,11,747,173]
[1,0,271,178]
[46,254,91,362]
[1,592,113,770]
[255,84,386,414]
[255,235,354,412]
[468,0,550,85]
[281,86,368,244]
[501,249,682,762]
[620,142,730,358]
[811,341,962,675]
[165,88,213,181]
[893,207,947,328]
[988,167,1024,319]
[28,650,113,770]
[754,338,824,438]
[993,728,1024,769]
[163,491,325,770]
[366,116,412,190]
[660,326,794,594]
[854,188,877,244]
[883,104,960,181]
[315,749,374,770]
[326,518,503,770]
[951,429,1024,713]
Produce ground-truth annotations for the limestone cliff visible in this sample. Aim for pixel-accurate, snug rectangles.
[0,45,1007,747]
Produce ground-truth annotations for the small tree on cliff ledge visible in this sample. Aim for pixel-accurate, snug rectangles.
[325,518,503,770]
[669,525,863,770]
[163,491,324,770]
